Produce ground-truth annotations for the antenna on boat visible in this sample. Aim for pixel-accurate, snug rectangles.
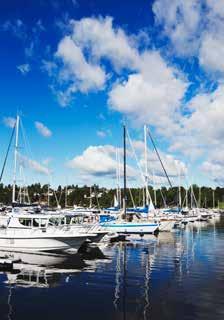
[12,114,20,205]
[123,124,127,219]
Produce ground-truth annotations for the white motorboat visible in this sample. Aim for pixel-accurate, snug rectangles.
[0,213,93,252]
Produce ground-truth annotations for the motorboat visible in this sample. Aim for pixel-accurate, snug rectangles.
[0,212,94,252]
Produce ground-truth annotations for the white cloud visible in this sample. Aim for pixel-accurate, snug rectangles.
[97,130,106,138]
[108,51,187,128]
[35,121,52,137]
[153,0,224,75]
[199,33,224,73]
[17,63,30,75]
[3,117,16,128]
[54,35,106,106]
[18,154,51,176]
[153,0,202,56]
[164,84,224,161]
[67,145,137,179]
[70,16,139,70]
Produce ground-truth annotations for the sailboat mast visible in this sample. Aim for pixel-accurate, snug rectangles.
[90,186,92,208]
[123,124,127,218]
[144,125,149,206]
[178,168,182,208]
[12,115,19,204]
[116,148,120,207]
[198,187,201,208]
[65,185,68,208]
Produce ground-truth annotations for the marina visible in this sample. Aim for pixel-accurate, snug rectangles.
[1,0,224,319]
[0,216,223,320]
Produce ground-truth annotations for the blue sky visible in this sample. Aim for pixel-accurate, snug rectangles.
[0,0,223,188]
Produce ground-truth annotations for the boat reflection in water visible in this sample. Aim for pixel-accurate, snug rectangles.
[0,245,109,288]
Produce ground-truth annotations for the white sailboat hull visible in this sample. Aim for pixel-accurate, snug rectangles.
[101,222,159,234]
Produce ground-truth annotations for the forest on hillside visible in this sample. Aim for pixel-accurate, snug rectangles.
[0,183,224,209]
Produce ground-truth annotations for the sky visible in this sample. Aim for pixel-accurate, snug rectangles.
[0,0,224,188]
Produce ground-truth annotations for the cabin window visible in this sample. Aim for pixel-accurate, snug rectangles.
[49,218,60,226]
[19,218,32,227]
[40,219,48,227]
[33,219,40,227]
[33,219,48,227]
[66,216,72,224]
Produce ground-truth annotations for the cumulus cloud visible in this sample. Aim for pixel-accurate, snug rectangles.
[3,117,16,128]
[70,16,139,70]
[153,0,202,56]
[109,51,187,128]
[17,63,30,75]
[67,145,137,179]
[35,121,52,137]
[153,0,224,74]
[199,33,224,73]
[54,35,106,106]
[167,85,224,159]
[18,154,51,176]
[47,15,187,113]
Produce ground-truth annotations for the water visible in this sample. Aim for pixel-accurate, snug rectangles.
[0,217,224,320]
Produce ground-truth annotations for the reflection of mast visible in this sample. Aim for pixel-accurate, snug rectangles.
[7,285,13,320]
[113,243,122,310]
[142,240,157,320]
[122,242,127,320]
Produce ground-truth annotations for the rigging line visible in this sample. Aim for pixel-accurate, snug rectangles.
[94,186,100,209]
[126,128,153,204]
[20,118,33,160]
[0,123,16,182]
[128,187,136,208]
[146,127,173,189]
[160,188,167,207]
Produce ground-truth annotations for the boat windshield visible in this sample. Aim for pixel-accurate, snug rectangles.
[33,218,48,228]
[19,218,32,227]
[49,217,64,226]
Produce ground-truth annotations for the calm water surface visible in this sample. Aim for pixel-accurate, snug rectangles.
[0,217,224,320]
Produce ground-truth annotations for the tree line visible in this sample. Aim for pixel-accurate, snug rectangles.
[1,183,224,209]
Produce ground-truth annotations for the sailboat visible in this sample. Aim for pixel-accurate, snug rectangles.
[0,115,94,252]
[101,125,159,235]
